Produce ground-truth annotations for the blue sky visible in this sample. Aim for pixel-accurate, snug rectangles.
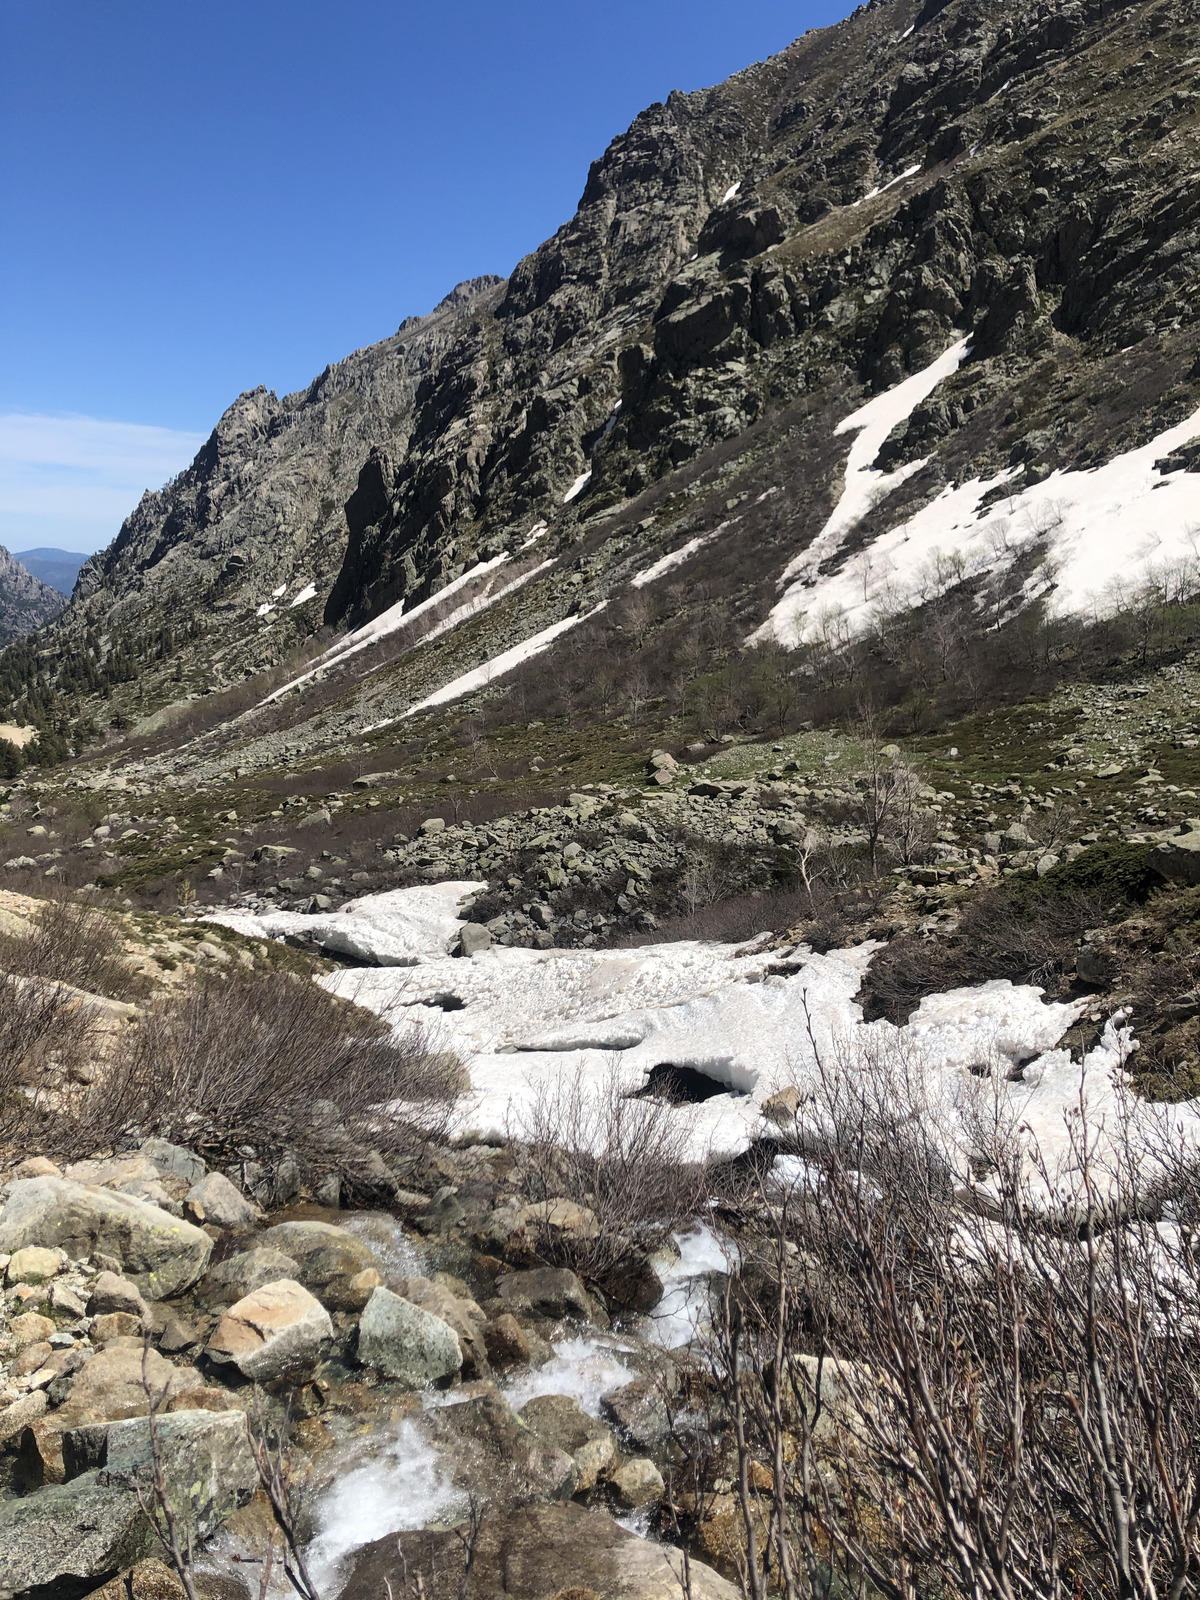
[1,0,846,555]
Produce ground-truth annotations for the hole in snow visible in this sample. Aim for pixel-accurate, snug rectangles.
[413,992,466,1012]
[638,1063,738,1105]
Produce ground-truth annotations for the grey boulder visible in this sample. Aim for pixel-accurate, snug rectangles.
[341,1500,738,1600]
[496,1266,595,1323]
[0,1177,212,1299]
[357,1285,462,1387]
[0,1474,145,1596]
[518,1392,617,1490]
[259,1219,377,1290]
[195,1245,303,1308]
[206,1279,333,1381]
[185,1169,261,1228]
[65,1408,257,1536]
[1150,828,1200,886]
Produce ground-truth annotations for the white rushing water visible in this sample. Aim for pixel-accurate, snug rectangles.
[502,1334,637,1417]
[304,1419,462,1597]
[643,1224,737,1349]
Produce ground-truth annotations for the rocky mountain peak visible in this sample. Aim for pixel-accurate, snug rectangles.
[0,546,65,645]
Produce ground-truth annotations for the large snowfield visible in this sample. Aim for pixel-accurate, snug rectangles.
[755,336,1200,648]
[209,882,1200,1207]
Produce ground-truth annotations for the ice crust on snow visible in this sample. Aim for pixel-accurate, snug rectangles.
[289,582,318,608]
[229,882,1199,1199]
[756,338,1200,648]
[562,470,592,503]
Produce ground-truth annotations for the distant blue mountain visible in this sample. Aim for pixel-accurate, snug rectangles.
[13,547,88,596]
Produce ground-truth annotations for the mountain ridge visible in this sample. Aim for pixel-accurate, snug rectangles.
[0,546,65,645]
[3,0,1200,783]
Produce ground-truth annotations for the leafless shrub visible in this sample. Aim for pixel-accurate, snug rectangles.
[512,1060,708,1279]
[0,894,136,1000]
[850,719,934,874]
[710,1051,1200,1600]
[94,968,459,1186]
[862,879,1109,1023]
[0,971,100,1154]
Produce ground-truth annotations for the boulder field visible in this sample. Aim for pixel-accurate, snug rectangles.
[0,1138,729,1600]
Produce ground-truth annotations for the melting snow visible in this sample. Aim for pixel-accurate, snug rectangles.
[750,335,970,642]
[401,604,608,717]
[644,1226,737,1348]
[721,181,742,204]
[631,526,725,588]
[206,881,482,966]
[520,519,549,550]
[262,555,510,704]
[410,559,555,651]
[271,583,287,598]
[289,582,318,607]
[756,340,1200,646]
[254,602,273,618]
[562,470,592,504]
[853,162,923,205]
[252,882,1200,1204]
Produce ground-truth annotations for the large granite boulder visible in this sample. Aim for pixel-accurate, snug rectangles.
[206,1278,333,1381]
[518,1393,617,1491]
[65,1408,257,1536]
[258,1220,377,1294]
[341,1500,738,1599]
[0,1474,145,1598]
[0,1178,211,1299]
[194,1245,302,1308]
[495,1267,595,1323]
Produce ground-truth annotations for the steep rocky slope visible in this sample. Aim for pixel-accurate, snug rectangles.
[9,0,1199,730]
[0,548,64,646]
[2,0,1199,850]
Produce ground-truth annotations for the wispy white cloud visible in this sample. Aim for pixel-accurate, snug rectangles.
[0,412,206,556]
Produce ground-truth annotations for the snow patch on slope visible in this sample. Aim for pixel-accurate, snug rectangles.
[262,555,511,704]
[401,604,607,717]
[758,373,1200,645]
[631,524,728,588]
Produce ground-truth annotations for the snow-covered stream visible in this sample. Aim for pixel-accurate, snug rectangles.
[199,880,1200,1591]
[211,881,1200,1198]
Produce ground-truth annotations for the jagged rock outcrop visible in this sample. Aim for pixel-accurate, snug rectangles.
[0,545,64,644]
[7,0,1200,748]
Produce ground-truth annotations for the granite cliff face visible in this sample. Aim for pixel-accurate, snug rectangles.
[6,0,1200,761]
[0,547,64,645]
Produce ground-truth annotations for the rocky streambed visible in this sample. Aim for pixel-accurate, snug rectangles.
[0,1141,738,1600]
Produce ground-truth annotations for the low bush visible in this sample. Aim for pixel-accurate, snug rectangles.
[0,972,100,1155]
[0,895,137,1001]
[864,870,1126,1017]
[90,968,462,1185]
[514,1061,708,1284]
